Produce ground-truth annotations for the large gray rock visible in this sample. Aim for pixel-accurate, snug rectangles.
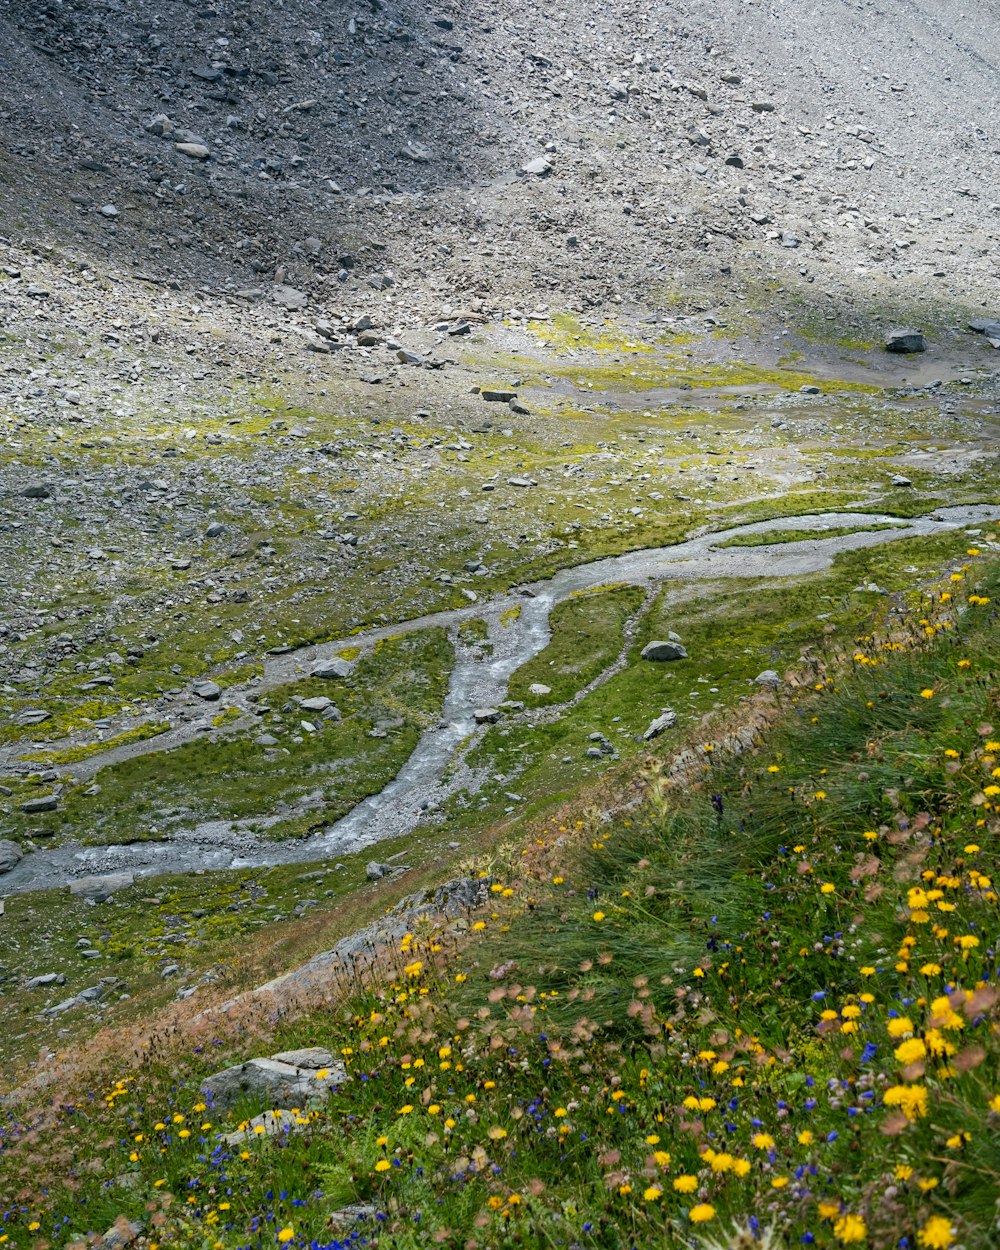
[20,794,59,813]
[754,670,781,687]
[0,840,23,873]
[193,680,222,701]
[641,640,688,661]
[270,1046,338,1069]
[202,1055,348,1112]
[69,872,134,902]
[310,657,354,679]
[642,710,677,740]
[884,328,925,354]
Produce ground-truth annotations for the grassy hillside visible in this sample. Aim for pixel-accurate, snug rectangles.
[2,557,999,1250]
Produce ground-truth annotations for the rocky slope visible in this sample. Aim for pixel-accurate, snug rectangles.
[1,0,996,312]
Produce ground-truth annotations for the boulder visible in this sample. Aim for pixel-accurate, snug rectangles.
[474,707,501,724]
[270,1046,338,1069]
[20,795,59,813]
[0,840,24,873]
[69,872,134,902]
[193,680,222,700]
[300,696,334,713]
[311,657,354,679]
[528,683,552,696]
[968,318,1000,343]
[754,670,781,687]
[201,1055,348,1112]
[884,328,925,354]
[641,640,688,662]
[643,710,677,740]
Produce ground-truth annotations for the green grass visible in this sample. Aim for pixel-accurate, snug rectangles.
[715,522,905,548]
[508,584,646,707]
[3,630,453,848]
[3,557,999,1250]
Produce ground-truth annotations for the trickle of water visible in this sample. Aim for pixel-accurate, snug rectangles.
[5,503,997,895]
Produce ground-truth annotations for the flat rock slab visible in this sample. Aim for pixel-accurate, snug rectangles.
[270,1046,338,1069]
[202,1055,349,1112]
[20,795,59,813]
[69,872,134,901]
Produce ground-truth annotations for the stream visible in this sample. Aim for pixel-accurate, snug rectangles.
[3,503,998,896]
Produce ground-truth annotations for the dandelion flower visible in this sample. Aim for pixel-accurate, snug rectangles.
[833,1213,867,1244]
[592,911,605,922]
[918,1216,955,1249]
[919,688,935,699]
[374,1160,391,1173]
[689,1204,716,1224]
[643,1185,662,1202]
[673,1175,698,1193]
[894,1038,927,1065]
[277,1229,295,1244]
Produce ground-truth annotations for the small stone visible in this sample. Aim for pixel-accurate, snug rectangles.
[481,389,517,403]
[522,157,552,176]
[890,474,913,487]
[474,707,501,724]
[205,521,226,537]
[99,204,119,218]
[26,972,65,989]
[528,683,551,696]
[175,142,211,160]
[754,670,782,687]
[21,483,52,499]
[193,680,222,700]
